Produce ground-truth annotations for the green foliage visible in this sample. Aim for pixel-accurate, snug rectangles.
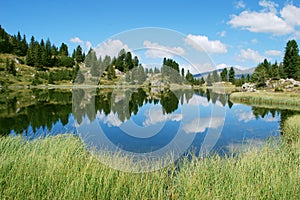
[220,68,228,81]
[48,69,73,84]
[74,45,84,63]
[185,70,194,84]
[283,40,300,80]
[58,56,74,68]
[0,25,13,53]
[181,68,184,78]
[85,49,101,76]
[6,58,17,76]
[252,59,270,87]
[228,67,235,84]
[200,77,205,85]
[270,61,280,80]
[163,57,180,73]
[206,73,213,86]
[75,70,85,84]
[107,65,116,80]
[212,70,220,82]
[274,87,284,92]
[59,43,69,56]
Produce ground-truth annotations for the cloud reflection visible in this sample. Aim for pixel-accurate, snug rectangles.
[182,117,224,134]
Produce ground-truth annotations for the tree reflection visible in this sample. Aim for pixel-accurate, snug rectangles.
[2,87,297,137]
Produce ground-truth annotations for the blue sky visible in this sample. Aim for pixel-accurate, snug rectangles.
[2,0,300,73]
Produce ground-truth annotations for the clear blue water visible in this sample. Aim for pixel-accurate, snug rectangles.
[2,88,285,156]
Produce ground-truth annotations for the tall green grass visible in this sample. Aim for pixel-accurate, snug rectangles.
[282,115,300,142]
[230,92,300,111]
[1,133,299,199]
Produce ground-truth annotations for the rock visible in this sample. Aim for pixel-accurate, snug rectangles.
[242,83,256,92]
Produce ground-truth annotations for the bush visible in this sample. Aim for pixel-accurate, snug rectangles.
[274,87,284,92]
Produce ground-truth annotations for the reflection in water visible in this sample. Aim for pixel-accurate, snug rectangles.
[0,88,296,155]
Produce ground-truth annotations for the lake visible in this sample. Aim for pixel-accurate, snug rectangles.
[1,88,296,158]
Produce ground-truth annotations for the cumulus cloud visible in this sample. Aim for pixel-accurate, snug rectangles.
[281,4,300,26]
[264,50,281,56]
[235,110,256,123]
[238,48,264,63]
[185,95,210,107]
[182,117,224,134]
[143,107,182,126]
[228,1,300,36]
[184,34,227,54]
[94,39,131,58]
[70,37,92,52]
[143,40,185,59]
[97,111,123,127]
[70,37,83,44]
[229,11,293,35]
[259,0,278,13]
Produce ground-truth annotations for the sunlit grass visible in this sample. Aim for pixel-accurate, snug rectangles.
[1,132,299,199]
[282,114,300,142]
[230,91,300,111]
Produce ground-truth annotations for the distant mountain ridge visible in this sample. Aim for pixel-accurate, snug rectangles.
[193,67,256,79]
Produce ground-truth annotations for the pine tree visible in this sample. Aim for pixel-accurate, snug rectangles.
[206,73,213,86]
[9,60,17,76]
[75,45,84,63]
[270,61,280,80]
[228,67,235,84]
[59,43,69,56]
[181,68,185,78]
[283,40,300,80]
[200,77,205,85]
[220,68,228,82]
[212,70,220,82]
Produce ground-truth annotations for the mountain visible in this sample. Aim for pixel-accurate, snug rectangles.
[193,67,256,79]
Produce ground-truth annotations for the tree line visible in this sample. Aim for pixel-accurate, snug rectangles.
[0,25,85,69]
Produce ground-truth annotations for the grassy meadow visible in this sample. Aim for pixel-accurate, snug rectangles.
[230,91,300,111]
[1,114,299,199]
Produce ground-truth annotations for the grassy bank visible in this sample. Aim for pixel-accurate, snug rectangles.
[282,115,300,142]
[1,132,299,199]
[230,91,300,111]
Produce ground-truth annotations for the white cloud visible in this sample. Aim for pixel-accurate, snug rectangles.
[70,37,92,52]
[238,48,264,63]
[95,39,131,58]
[281,4,300,26]
[70,37,83,44]
[182,117,224,134]
[229,11,293,35]
[262,115,279,122]
[184,34,227,54]
[235,110,256,122]
[185,95,210,107]
[143,107,182,126]
[259,0,278,13]
[236,0,246,9]
[228,1,300,36]
[143,40,185,59]
[97,111,123,127]
[264,50,281,56]
[85,41,92,50]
